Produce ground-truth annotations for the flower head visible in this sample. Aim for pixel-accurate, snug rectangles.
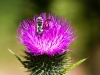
[17,13,76,56]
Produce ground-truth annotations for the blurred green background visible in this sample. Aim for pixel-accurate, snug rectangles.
[0,0,100,75]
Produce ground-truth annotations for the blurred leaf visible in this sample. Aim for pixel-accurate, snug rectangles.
[8,49,23,64]
[62,58,87,74]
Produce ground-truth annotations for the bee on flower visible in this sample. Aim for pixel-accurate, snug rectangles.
[17,13,76,56]
[15,13,81,75]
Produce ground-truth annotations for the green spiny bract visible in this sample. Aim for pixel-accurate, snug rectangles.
[21,52,72,75]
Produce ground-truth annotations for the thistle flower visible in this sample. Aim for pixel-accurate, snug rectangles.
[15,13,80,75]
[17,13,76,56]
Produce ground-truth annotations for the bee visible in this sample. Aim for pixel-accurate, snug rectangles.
[36,17,43,35]
[36,16,51,35]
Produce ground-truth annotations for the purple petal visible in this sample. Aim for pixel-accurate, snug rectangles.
[17,13,77,56]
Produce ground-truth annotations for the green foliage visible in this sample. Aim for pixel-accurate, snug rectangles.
[62,58,87,74]
[9,49,86,75]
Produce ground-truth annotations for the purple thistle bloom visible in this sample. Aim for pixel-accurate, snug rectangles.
[17,13,77,56]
